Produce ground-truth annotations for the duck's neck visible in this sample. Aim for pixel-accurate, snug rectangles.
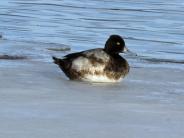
[111,54,122,59]
[104,49,122,59]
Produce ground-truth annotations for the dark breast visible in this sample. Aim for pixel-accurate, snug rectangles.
[104,55,129,80]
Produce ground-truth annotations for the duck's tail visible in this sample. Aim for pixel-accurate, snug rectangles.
[52,56,63,65]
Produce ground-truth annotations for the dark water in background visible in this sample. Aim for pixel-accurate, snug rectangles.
[0,0,184,69]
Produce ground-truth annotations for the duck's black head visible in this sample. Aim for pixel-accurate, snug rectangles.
[104,35,127,54]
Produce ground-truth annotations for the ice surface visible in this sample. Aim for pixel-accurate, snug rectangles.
[0,61,183,138]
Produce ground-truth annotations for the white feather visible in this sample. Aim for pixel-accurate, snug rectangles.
[71,57,90,71]
[82,74,121,83]
[71,55,106,73]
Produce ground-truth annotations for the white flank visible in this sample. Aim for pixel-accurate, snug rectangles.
[71,56,105,72]
[71,57,90,71]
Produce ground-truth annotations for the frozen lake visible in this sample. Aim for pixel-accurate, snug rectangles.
[0,0,184,138]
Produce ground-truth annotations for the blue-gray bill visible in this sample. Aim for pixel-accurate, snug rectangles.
[122,46,137,56]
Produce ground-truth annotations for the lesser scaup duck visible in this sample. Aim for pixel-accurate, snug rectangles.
[52,35,129,82]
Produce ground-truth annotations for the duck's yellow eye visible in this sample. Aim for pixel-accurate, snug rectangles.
[116,42,120,45]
